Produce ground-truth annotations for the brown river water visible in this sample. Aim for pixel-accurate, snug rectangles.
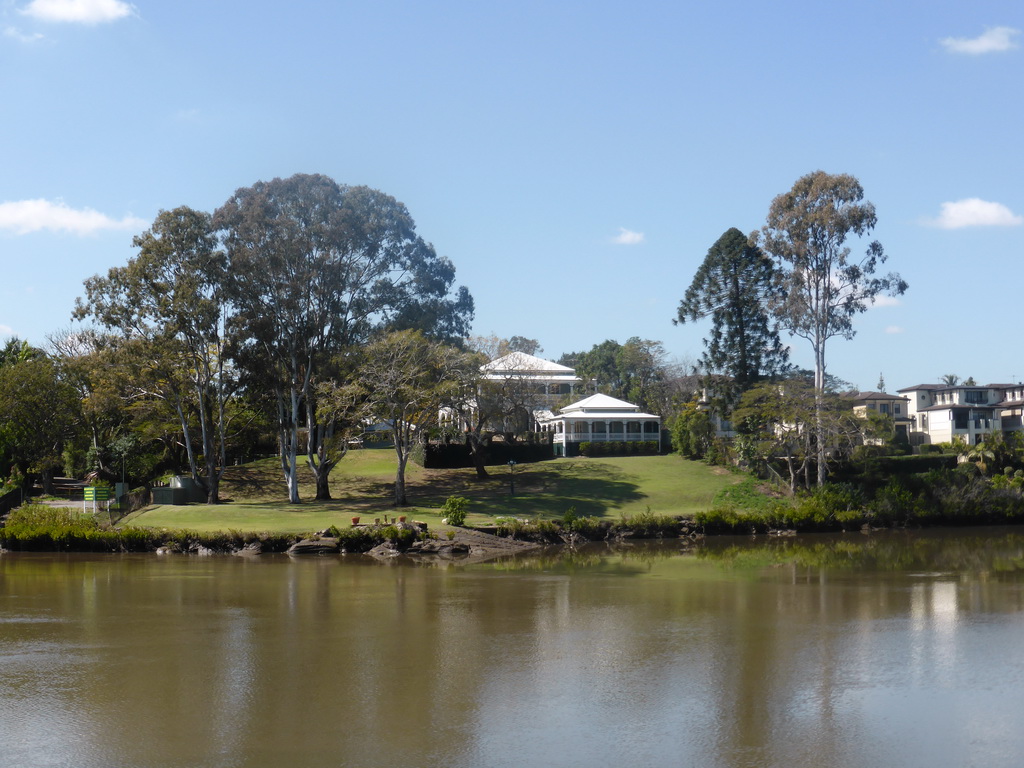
[2,528,1024,768]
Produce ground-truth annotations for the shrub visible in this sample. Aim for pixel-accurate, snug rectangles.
[694,506,751,533]
[869,477,917,524]
[791,483,864,528]
[495,516,526,537]
[442,496,469,527]
[566,515,606,539]
[618,509,680,538]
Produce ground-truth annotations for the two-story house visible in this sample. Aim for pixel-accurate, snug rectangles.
[898,382,1023,445]
[845,391,912,442]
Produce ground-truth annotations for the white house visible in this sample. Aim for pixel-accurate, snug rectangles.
[441,351,586,434]
[538,393,662,456]
[898,382,1024,445]
[479,352,584,413]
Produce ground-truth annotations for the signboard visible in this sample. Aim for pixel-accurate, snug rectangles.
[84,486,112,501]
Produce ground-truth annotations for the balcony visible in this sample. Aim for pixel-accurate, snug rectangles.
[555,432,647,443]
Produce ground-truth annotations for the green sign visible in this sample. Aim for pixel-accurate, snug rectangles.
[85,486,112,501]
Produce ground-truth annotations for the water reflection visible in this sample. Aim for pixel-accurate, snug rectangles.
[1,529,1023,767]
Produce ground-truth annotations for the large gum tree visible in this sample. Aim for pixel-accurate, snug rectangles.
[214,174,472,503]
[759,171,907,486]
[75,207,232,504]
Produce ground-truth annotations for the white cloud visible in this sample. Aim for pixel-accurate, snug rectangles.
[4,26,45,42]
[941,26,1020,55]
[926,198,1023,229]
[0,199,146,236]
[21,0,134,24]
[612,227,644,245]
[885,326,905,335]
[872,295,903,308]
[0,324,14,337]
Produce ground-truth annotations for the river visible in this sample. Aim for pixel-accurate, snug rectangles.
[2,528,1024,768]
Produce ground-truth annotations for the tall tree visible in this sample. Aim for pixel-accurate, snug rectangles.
[1,337,44,367]
[328,330,462,506]
[506,336,542,356]
[674,227,788,395]
[0,357,82,494]
[215,174,472,503]
[733,378,863,494]
[759,171,907,486]
[561,338,667,412]
[75,207,233,503]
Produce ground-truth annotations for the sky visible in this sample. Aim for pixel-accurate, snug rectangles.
[1,0,1022,392]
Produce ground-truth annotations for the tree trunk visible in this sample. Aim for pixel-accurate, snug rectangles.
[467,433,490,478]
[314,468,333,501]
[393,420,410,506]
[813,335,827,487]
[204,471,219,505]
[394,450,408,506]
[279,388,301,504]
[40,467,55,496]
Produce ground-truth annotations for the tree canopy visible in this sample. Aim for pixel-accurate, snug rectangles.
[560,337,667,413]
[215,173,473,502]
[675,226,789,394]
[759,170,907,485]
[75,207,233,503]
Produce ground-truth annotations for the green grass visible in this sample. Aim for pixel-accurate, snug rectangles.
[122,449,741,534]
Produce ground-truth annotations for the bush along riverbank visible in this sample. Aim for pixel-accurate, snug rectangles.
[698,464,1024,534]
[0,504,695,555]
[4,464,1024,556]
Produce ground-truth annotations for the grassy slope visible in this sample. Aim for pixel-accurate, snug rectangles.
[122,447,739,534]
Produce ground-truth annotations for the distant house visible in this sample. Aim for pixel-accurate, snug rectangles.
[898,382,1024,445]
[845,391,912,441]
[538,394,662,457]
[441,352,586,435]
[696,381,737,438]
[480,352,584,412]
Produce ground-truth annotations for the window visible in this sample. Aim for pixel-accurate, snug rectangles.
[880,403,890,415]
[894,404,901,415]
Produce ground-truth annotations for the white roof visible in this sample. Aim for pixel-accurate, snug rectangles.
[553,393,660,420]
[481,352,575,375]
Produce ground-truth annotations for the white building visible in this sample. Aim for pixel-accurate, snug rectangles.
[441,352,586,435]
[898,382,1024,445]
[538,394,662,457]
[479,352,583,413]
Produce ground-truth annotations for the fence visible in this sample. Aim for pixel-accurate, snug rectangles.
[0,487,25,516]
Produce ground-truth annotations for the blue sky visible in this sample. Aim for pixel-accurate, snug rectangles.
[1,0,1022,391]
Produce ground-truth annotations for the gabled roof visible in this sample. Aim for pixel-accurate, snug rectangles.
[554,393,660,419]
[846,391,909,402]
[481,352,575,375]
[897,383,942,393]
[898,383,999,393]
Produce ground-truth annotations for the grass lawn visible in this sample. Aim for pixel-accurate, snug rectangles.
[121,447,740,534]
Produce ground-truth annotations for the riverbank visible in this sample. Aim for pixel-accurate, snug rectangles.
[118,452,740,533]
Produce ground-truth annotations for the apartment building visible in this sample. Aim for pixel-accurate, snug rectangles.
[898,382,1024,445]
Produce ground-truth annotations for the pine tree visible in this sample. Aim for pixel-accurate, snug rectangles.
[674,227,789,394]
